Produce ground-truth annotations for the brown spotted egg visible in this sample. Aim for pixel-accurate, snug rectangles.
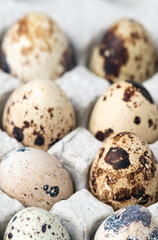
[1,13,74,83]
[89,19,156,83]
[4,207,70,240]
[0,147,73,210]
[89,132,158,211]
[2,79,76,150]
[94,205,158,240]
[89,80,158,144]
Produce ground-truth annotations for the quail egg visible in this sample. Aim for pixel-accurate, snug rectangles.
[89,131,158,210]
[0,147,73,210]
[89,19,156,83]
[95,205,158,240]
[4,207,70,240]
[1,13,74,83]
[89,80,158,144]
[2,79,76,150]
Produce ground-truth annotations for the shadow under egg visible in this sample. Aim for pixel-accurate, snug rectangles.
[0,28,11,74]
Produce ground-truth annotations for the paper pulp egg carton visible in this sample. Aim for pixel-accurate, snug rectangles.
[0,0,158,239]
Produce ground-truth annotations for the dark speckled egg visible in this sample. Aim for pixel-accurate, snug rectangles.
[89,80,158,144]
[89,132,158,210]
[0,148,73,210]
[3,207,70,240]
[1,13,74,83]
[89,19,156,83]
[2,79,76,150]
[95,205,158,240]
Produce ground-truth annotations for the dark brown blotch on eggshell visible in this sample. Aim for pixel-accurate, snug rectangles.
[47,108,54,118]
[148,119,153,128]
[131,185,145,199]
[134,116,141,125]
[34,135,45,146]
[97,168,104,177]
[115,188,131,201]
[99,25,129,81]
[112,132,133,143]
[24,121,30,128]
[126,80,154,104]
[102,96,107,101]
[99,147,105,159]
[123,86,135,102]
[95,128,114,141]
[131,32,141,40]
[104,147,130,170]
[13,126,24,142]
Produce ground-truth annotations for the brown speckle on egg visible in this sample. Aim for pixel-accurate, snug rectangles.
[0,148,73,210]
[148,119,153,127]
[99,25,129,80]
[1,13,75,83]
[90,19,156,83]
[89,80,158,143]
[104,147,130,170]
[89,132,158,210]
[134,116,141,125]
[95,128,114,141]
[3,207,70,239]
[34,135,44,146]
[13,126,24,142]
[123,86,135,102]
[126,80,154,104]
[2,79,76,150]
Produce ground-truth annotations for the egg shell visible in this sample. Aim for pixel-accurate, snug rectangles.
[89,19,156,83]
[0,147,73,210]
[3,207,70,240]
[2,79,76,150]
[89,132,158,211]
[89,80,158,144]
[1,13,73,83]
[94,205,158,240]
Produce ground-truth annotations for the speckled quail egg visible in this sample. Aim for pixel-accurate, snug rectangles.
[0,147,73,210]
[94,205,158,240]
[89,19,156,83]
[1,13,74,83]
[89,131,158,211]
[2,79,76,150]
[3,207,70,240]
[89,80,158,144]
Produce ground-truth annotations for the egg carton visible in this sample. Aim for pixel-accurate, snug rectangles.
[0,0,158,239]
